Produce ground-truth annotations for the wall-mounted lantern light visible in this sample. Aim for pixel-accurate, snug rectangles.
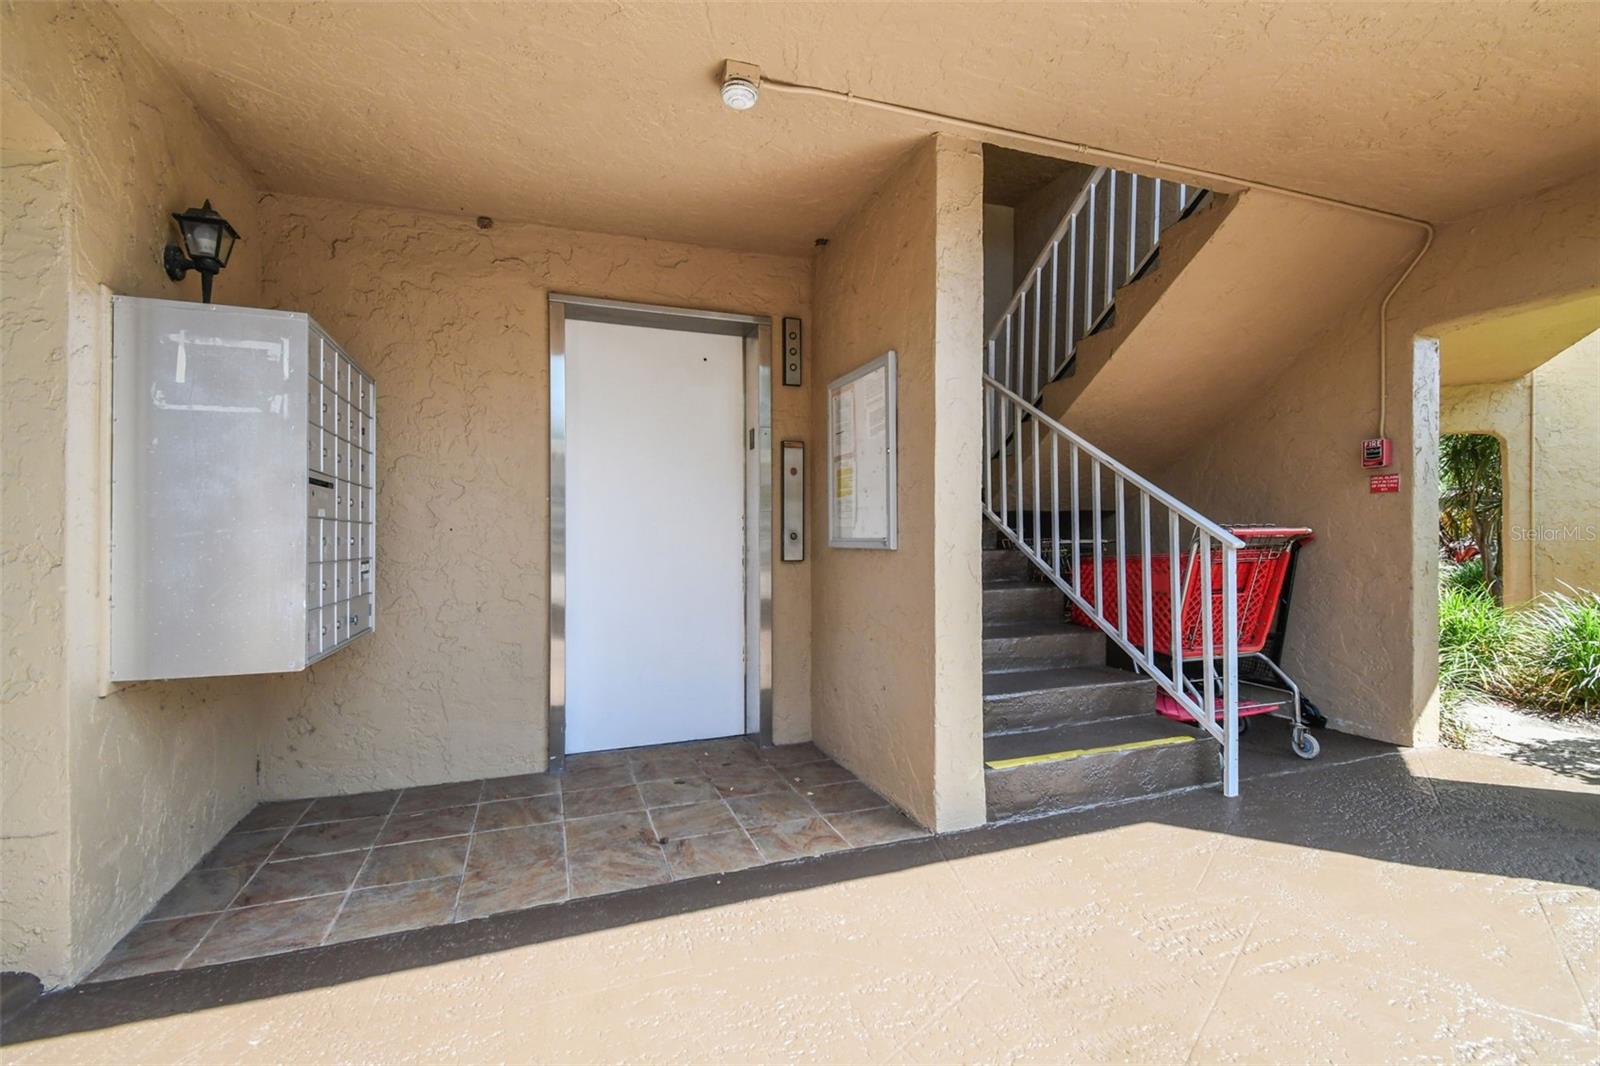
[163,200,240,304]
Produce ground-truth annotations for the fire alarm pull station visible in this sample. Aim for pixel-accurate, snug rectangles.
[1362,437,1392,469]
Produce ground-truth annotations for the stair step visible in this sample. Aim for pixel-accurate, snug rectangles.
[983,665,1155,734]
[981,581,1062,624]
[982,548,1033,582]
[984,715,1215,820]
[983,618,1105,672]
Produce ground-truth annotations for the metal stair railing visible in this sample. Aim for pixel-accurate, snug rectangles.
[982,373,1245,797]
[988,165,1207,407]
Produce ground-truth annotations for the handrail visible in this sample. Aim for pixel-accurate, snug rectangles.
[983,376,1244,551]
[982,373,1242,797]
[987,166,1207,408]
[989,166,1108,338]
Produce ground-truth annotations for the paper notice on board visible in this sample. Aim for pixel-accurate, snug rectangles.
[852,367,888,540]
[833,391,857,527]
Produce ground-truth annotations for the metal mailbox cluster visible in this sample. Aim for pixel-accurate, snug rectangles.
[305,339,377,662]
[108,297,377,681]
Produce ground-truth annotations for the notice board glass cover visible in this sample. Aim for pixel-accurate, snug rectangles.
[827,349,897,549]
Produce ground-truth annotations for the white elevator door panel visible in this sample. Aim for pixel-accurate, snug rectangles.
[565,318,746,753]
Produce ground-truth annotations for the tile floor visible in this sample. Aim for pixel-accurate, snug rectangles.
[93,738,925,980]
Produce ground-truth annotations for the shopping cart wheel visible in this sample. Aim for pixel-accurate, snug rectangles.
[1291,728,1320,760]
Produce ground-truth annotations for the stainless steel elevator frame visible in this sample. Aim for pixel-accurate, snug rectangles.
[547,294,774,771]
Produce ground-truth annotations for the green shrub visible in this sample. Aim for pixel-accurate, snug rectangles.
[1514,587,1600,716]
[1441,558,1487,594]
[1438,574,1600,719]
[1439,581,1514,701]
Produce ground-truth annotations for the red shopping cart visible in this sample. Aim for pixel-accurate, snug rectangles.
[1069,526,1322,759]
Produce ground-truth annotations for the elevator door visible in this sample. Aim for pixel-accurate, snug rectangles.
[563,318,746,753]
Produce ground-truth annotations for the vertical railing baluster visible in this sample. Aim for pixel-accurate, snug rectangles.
[1018,294,1028,401]
[1048,245,1059,378]
[1065,215,1078,360]
[1031,417,1041,559]
[1083,180,1096,337]
[984,344,994,514]
[998,384,1009,529]
[1200,530,1216,733]
[1170,511,1183,706]
[1150,177,1162,252]
[1050,435,1061,580]
[1221,543,1240,797]
[1106,175,1118,318]
[1115,475,1128,642]
[1091,464,1103,620]
[1125,172,1138,288]
[1014,397,1024,538]
[1070,445,1081,598]
[1141,495,1153,666]
[1032,266,1043,402]
[1002,311,1012,397]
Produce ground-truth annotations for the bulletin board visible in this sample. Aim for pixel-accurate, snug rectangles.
[827,349,898,549]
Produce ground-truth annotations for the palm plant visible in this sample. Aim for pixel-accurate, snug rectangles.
[1439,433,1503,600]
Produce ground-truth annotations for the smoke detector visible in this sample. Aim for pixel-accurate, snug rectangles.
[721,60,762,111]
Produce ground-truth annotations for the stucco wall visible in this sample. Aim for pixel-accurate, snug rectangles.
[1,1,271,986]
[982,203,1014,335]
[1443,330,1600,601]
[252,194,813,798]
[809,135,985,832]
[2,131,74,989]
[1527,332,1600,593]
[1157,169,1599,748]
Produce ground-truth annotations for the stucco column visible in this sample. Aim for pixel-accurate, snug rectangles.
[809,134,986,832]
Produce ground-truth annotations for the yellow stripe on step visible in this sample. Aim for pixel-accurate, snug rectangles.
[985,733,1198,770]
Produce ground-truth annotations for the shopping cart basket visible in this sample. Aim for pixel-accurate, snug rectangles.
[1069,526,1322,759]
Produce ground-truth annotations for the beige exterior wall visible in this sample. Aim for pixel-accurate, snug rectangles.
[252,194,814,798]
[2,114,74,991]
[809,135,986,833]
[982,203,1014,335]
[1442,330,1600,601]
[1157,169,1599,747]
[1,1,273,986]
[1527,332,1600,594]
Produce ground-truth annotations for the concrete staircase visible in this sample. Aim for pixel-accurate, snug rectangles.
[981,524,1217,820]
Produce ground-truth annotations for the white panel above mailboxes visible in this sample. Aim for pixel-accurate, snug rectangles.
[109,296,377,681]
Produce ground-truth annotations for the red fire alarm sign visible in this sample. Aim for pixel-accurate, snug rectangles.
[1370,473,1401,493]
[1362,437,1393,468]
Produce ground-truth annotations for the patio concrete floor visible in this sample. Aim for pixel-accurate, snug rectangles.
[4,741,1597,1063]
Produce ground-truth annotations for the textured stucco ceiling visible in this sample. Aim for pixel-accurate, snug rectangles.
[1438,292,1600,385]
[112,1,1600,255]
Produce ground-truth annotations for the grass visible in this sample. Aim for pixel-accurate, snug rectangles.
[1516,588,1600,713]
[1439,562,1600,722]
